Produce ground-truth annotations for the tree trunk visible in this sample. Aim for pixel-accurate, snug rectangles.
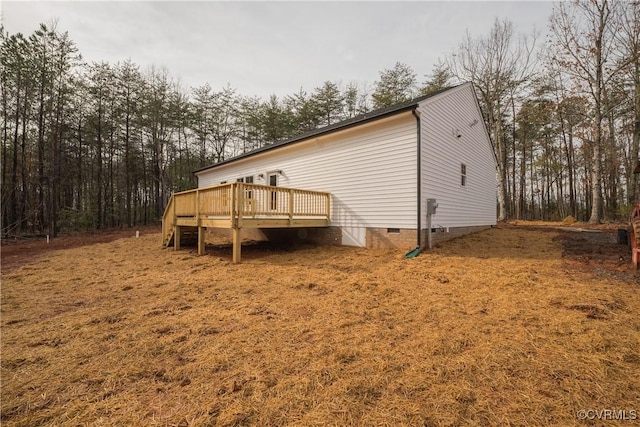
[125,91,132,228]
[631,53,640,206]
[589,115,603,224]
[50,84,64,237]
[108,119,115,227]
[10,74,21,233]
[20,96,28,231]
[96,92,103,229]
[518,134,526,220]
[496,121,508,221]
[76,117,83,210]
[37,68,47,232]
[588,2,608,224]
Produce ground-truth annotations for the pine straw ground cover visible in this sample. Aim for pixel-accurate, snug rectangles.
[1,227,639,426]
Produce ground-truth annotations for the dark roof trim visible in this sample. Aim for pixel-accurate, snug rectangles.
[194,84,461,174]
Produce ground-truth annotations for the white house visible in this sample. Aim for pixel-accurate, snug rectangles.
[193,82,496,250]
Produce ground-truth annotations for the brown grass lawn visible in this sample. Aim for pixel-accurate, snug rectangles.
[1,226,639,426]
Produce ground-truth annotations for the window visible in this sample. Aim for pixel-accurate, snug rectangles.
[237,176,254,198]
[243,176,254,198]
[461,164,467,186]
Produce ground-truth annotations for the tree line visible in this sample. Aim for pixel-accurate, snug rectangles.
[1,0,639,237]
[445,0,639,224]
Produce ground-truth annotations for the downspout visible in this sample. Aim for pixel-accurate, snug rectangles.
[412,108,422,249]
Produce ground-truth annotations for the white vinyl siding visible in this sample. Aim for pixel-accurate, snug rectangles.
[195,84,497,240]
[418,83,497,228]
[196,113,418,229]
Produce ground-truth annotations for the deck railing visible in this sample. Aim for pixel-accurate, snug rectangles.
[163,182,330,239]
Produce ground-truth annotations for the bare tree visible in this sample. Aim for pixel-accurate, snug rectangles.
[550,0,628,223]
[447,18,537,221]
[617,1,640,206]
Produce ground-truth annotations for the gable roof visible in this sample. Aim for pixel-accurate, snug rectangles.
[194,84,463,174]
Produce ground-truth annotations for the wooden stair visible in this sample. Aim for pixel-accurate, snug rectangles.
[163,229,174,247]
[162,195,175,248]
[163,226,198,248]
[161,193,197,248]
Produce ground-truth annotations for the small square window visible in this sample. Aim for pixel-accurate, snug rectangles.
[461,164,467,187]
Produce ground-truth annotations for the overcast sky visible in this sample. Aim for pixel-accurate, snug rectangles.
[2,1,555,99]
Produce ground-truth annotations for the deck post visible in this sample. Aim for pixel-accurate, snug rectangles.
[232,227,241,264]
[198,226,205,256]
[195,189,200,223]
[325,194,331,223]
[237,183,244,228]
[230,183,237,228]
[196,189,203,256]
[174,225,181,251]
[288,188,294,224]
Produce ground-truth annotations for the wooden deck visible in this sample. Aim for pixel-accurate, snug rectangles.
[162,182,330,263]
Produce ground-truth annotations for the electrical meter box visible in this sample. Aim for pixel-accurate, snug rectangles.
[426,198,438,215]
